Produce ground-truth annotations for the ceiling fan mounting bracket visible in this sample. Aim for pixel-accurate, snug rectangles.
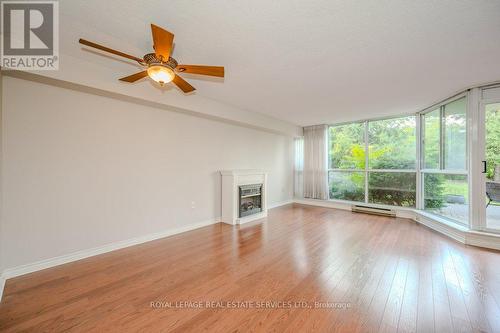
[143,53,178,70]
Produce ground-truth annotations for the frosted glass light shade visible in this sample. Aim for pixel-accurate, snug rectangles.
[147,65,175,85]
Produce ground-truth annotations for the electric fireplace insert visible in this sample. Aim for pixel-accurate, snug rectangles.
[239,184,262,218]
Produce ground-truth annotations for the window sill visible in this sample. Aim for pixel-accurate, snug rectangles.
[414,210,468,232]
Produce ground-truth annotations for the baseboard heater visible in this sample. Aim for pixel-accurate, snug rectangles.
[351,205,396,217]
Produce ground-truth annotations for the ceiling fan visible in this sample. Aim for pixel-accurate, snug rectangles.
[78,24,224,93]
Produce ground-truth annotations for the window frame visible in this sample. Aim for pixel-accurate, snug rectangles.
[418,93,469,225]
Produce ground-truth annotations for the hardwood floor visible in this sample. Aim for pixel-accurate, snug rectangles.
[1,204,500,332]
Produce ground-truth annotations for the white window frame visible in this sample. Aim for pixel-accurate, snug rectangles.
[476,84,500,233]
[418,93,469,226]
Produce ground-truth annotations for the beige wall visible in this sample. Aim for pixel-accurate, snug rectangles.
[1,76,294,269]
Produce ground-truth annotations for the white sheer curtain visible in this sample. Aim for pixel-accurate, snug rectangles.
[303,125,329,200]
[294,137,304,198]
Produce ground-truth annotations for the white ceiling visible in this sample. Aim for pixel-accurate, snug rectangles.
[59,0,500,126]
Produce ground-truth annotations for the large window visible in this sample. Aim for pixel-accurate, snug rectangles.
[326,96,468,221]
[328,116,417,207]
[422,96,468,225]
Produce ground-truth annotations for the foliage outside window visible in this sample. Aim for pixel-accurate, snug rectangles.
[424,174,468,225]
[329,123,365,169]
[423,109,440,169]
[444,98,467,170]
[368,116,416,169]
[422,97,467,171]
[329,171,364,202]
[485,103,500,179]
[328,96,467,216]
[328,116,417,207]
[368,172,416,207]
[422,96,468,224]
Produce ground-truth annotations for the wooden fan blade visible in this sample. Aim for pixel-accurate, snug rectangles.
[172,75,195,93]
[176,65,224,77]
[79,39,144,63]
[119,71,148,82]
[151,24,174,61]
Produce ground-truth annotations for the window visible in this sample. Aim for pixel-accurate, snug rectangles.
[328,116,417,207]
[422,97,467,171]
[294,137,304,198]
[329,123,365,169]
[329,171,365,202]
[421,96,468,224]
[444,98,467,170]
[328,123,365,201]
[368,116,416,169]
[423,109,440,169]
[368,172,416,207]
[423,173,468,224]
[326,96,466,216]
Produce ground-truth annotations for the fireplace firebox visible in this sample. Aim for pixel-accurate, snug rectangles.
[239,184,263,217]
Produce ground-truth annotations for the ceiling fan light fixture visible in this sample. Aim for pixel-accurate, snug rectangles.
[79,24,223,93]
[147,64,175,85]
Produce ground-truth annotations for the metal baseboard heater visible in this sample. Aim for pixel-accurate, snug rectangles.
[351,205,396,217]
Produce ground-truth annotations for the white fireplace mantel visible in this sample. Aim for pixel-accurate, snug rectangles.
[220,170,268,225]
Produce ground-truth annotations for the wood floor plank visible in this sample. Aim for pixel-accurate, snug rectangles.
[431,230,454,333]
[415,226,435,333]
[396,222,419,333]
[439,243,472,333]
[1,204,500,332]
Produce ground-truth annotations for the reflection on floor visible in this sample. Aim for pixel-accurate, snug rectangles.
[1,204,500,332]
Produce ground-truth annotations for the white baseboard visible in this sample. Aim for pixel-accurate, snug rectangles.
[466,231,500,250]
[0,202,293,290]
[294,198,351,211]
[268,200,294,209]
[293,198,416,219]
[1,217,219,283]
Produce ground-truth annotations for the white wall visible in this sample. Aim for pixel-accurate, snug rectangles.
[1,76,294,270]
[28,53,303,137]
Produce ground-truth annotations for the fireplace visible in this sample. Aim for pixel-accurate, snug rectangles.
[239,184,262,217]
[220,170,267,225]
